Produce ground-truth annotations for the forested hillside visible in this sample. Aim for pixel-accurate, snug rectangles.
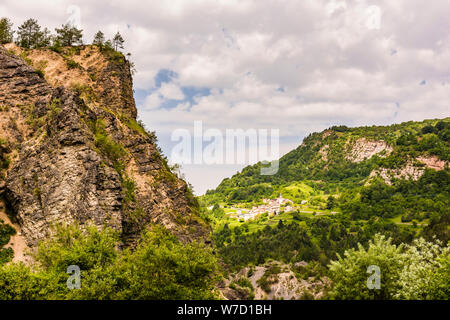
[205,118,449,203]
[202,118,449,299]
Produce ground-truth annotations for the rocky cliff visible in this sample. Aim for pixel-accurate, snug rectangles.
[0,44,208,258]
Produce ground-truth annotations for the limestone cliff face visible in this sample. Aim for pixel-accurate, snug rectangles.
[0,45,208,250]
[346,138,393,163]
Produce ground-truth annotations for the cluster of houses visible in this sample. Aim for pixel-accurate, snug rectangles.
[236,194,294,221]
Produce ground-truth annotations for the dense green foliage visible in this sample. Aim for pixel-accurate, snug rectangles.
[16,18,51,48]
[0,16,128,53]
[0,140,14,265]
[204,118,449,300]
[0,18,14,44]
[0,221,15,265]
[0,224,218,300]
[329,234,449,300]
[340,169,449,228]
[54,23,83,46]
[213,214,416,272]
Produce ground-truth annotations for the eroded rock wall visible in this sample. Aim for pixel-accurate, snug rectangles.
[0,45,208,249]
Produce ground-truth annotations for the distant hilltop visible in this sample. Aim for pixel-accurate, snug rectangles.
[204,117,449,204]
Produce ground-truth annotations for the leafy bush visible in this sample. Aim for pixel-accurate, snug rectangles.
[0,221,16,265]
[328,234,449,300]
[65,59,80,69]
[0,222,16,247]
[94,120,126,171]
[0,224,219,300]
[123,177,136,204]
[256,265,281,293]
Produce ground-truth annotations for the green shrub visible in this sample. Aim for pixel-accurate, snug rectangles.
[66,59,80,69]
[0,248,13,265]
[0,222,16,247]
[94,120,126,170]
[328,234,449,300]
[0,221,16,265]
[0,224,219,300]
[123,177,136,204]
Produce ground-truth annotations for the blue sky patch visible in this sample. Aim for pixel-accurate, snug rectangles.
[135,69,211,110]
[155,69,179,87]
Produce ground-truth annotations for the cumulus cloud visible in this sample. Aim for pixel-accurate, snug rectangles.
[159,82,185,100]
[3,0,450,194]
[144,93,163,110]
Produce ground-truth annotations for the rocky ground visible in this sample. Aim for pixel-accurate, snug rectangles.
[219,261,330,300]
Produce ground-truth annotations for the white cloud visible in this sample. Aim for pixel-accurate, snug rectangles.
[159,82,185,100]
[4,0,450,194]
[144,93,163,110]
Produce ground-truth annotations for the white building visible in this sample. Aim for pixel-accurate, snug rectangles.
[235,194,294,221]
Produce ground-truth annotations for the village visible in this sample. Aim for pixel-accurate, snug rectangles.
[231,194,306,221]
[206,191,339,222]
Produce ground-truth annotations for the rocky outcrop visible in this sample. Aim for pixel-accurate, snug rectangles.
[369,155,448,185]
[347,138,393,163]
[369,164,424,185]
[319,144,329,161]
[0,45,208,249]
[417,156,447,171]
[4,44,137,119]
[221,261,329,300]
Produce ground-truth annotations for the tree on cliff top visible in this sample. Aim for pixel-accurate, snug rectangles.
[55,23,83,46]
[92,30,105,47]
[0,17,14,44]
[112,31,124,51]
[16,18,50,48]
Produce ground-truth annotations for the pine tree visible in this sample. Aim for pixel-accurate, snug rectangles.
[112,31,124,51]
[38,27,52,47]
[17,18,43,48]
[0,17,14,44]
[92,30,105,47]
[104,39,113,50]
[55,23,83,46]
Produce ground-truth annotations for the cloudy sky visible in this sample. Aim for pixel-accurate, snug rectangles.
[2,0,450,194]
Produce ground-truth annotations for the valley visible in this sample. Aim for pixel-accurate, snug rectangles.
[201,118,449,299]
[0,13,448,301]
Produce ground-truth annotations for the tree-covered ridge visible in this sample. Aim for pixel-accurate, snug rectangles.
[204,117,449,204]
[0,17,127,53]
